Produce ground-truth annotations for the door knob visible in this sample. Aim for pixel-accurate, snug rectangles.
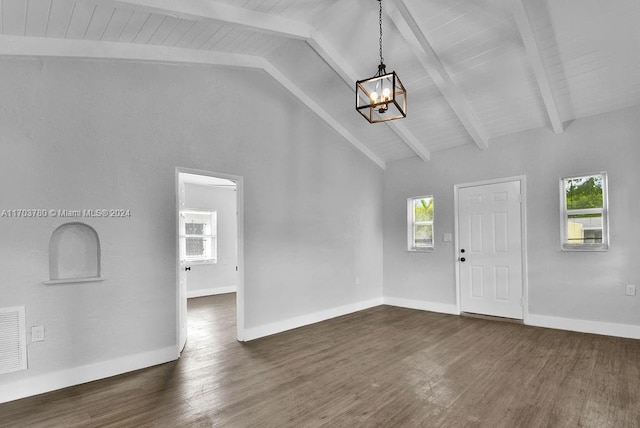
[460,257,466,262]
[185,266,191,271]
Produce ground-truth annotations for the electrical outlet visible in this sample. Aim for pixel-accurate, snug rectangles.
[355,276,361,285]
[626,284,636,296]
[31,325,45,342]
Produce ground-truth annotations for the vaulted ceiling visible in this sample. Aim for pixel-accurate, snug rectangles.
[1,0,639,169]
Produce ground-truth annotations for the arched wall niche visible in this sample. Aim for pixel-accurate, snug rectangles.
[44,222,103,284]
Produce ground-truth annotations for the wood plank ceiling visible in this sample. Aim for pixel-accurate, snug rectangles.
[1,0,639,168]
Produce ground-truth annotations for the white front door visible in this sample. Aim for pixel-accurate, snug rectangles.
[458,180,523,319]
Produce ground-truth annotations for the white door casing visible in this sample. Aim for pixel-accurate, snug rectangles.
[177,178,188,352]
[457,179,524,319]
[176,167,245,349]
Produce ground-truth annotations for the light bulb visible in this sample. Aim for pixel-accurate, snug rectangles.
[370,92,378,104]
[382,88,391,101]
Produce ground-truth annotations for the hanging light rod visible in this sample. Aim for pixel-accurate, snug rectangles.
[356,0,407,123]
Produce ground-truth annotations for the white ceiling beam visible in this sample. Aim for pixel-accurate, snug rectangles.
[262,61,386,169]
[387,0,489,150]
[309,33,431,162]
[511,0,564,134]
[0,35,385,169]
[0,34,263,67]
[96,0,428,162]
[94,0,312,40]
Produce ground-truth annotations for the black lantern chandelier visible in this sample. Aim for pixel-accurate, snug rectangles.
[356,0,407,123]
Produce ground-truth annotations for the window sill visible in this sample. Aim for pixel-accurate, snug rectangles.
[561,245,609,252]
[407,248,434,253]
[43,276,104,285]
[182,259,217,265]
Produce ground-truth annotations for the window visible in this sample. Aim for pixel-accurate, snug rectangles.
[408,196,434,251]
[180,210,217,262]
[560,172,609,251]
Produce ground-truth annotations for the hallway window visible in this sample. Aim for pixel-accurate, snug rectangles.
[408,196,434,251]
[180,210,217,262]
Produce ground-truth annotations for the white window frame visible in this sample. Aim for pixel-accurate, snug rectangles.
[180,209,218,263]
[407,195,434,252]
[560,172,609,251]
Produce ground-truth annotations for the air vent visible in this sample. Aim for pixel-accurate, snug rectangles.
[0,306,27,374]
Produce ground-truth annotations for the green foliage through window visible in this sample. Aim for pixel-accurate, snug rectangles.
[409,196,434,250]
[413,198,434,221]
[561,172,608,250]
[565,175,603,210]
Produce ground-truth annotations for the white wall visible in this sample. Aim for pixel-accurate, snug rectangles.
[0,57,383,400]
[384,105,640,329]
[184,183,237,297]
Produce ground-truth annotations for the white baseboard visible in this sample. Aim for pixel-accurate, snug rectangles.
[382,298,640,340]
[526,314,640,340]
[187,286,237,298]
[0,346,178,404]
[383,296,459,315]
[243,297,384,341]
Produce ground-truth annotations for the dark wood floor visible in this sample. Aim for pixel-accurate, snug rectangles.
[1,294,640,427]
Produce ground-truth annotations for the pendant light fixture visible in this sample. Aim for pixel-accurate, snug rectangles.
[356,0,407,123]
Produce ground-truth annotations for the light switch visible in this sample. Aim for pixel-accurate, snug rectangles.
[443,233,452,242]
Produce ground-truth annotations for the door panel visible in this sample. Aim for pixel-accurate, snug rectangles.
[458,180,523,319]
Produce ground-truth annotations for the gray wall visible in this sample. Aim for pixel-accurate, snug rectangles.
[0,57,383,385]
[184,183,237,295]
[384,105,640,325]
